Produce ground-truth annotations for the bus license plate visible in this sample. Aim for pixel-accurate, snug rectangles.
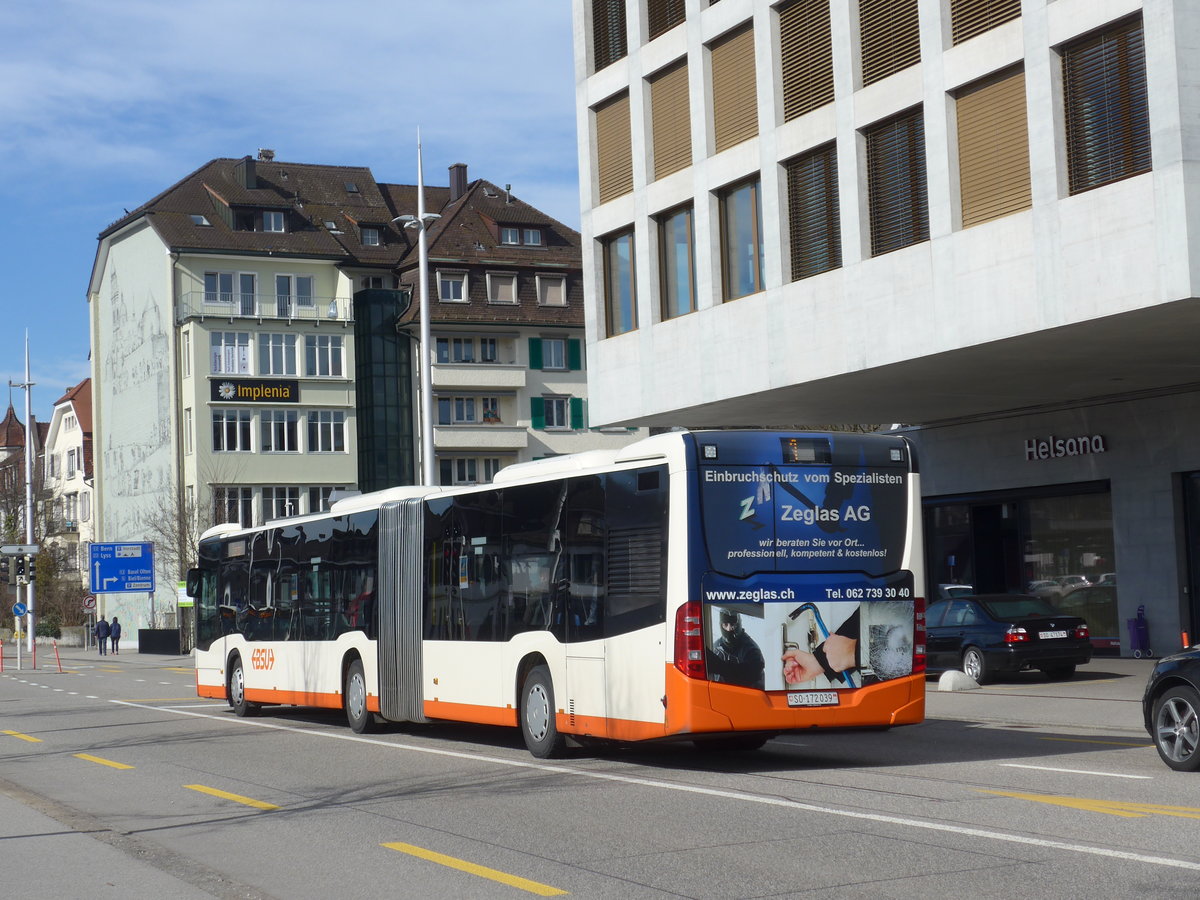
[787,691,839,707]
[1039,630,1068,639]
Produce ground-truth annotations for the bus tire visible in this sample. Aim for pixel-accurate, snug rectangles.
[521,665,566,758]
[345,659,375,734]
[229,656,260,718]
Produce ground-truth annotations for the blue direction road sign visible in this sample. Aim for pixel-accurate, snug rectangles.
[12,602,27,617]
[90,542,156,594]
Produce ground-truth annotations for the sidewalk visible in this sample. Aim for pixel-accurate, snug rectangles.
[925,655,1158,734]
[0,641,192,672]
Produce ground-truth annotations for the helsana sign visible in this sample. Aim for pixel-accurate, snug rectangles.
[1024,434,1107,461]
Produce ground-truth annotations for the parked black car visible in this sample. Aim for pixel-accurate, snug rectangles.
[925,594,1092,684]
[1142,646,1200,771]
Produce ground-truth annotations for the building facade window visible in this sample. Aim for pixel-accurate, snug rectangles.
[66,448,79,476]
[263,486,300,519]
[780,0,834,121]
[258,333,298,376]
[531,396,585,430]
[866,107,929,256]
[603,229,637,336]
[649,59,691,181]
[951,0,1021,46]
[212,408,252,452]
[719,178,765,300]
[305,334,344,377]
[486,272,517,303]
[711,24,758,153]
[261,409,300,453]
[482,397,500,423]
[543,338,567,370]
[308,486,343,514]
[438,271,467,301]
[1063,16,1150,196]
[648,0,685,40]
[480,337,498,362]
[307,410,346,452]
[205,271,235,304]
[213,486,253,527]
[528,337,581,371]
[658,204,697,319]
[440,457,501,485]
[184,408,193,455]
[859,0,921,87]
[212,332,251,374]
[957,68,1031,227]
[276,275,315,317]
[181,331,191,377]
[592,0,627,72]
[536,274,566,306]
[786,142,842,280]
[595,91,633,203]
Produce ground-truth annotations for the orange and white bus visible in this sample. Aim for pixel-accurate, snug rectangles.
[188,430,925,756]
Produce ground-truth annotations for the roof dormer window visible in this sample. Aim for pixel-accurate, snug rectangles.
[362,227,380,246]
[263,211,285,233]
[190,214,211,226]
[499,226,544,246]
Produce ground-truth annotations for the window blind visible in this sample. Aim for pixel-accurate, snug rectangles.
[860,0,921,87]
[780,0,834,121]
[595,92,633,203]
[651,60,692,180]
[866,108,929,256]
[786,143,842,280]
[711,24,758,153]
[957,69,1031,227]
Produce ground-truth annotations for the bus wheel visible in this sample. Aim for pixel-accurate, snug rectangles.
[345,659,375,734]
[229,657,260,718]
[521,665,566,758]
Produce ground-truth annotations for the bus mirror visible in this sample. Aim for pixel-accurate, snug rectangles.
[185,568,202,598]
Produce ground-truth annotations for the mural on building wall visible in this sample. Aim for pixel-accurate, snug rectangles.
[101,267,175,631]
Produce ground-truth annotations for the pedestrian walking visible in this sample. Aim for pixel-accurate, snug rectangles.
[95,616,110,655]
[110,616,122,655]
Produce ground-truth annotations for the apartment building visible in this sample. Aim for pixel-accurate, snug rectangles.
[89,153,637,637]
[41,379,95,586]
[571,0,1200,654]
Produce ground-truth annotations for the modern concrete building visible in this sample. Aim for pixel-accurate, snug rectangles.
[571,0,1200,654]
[89,153,640,640]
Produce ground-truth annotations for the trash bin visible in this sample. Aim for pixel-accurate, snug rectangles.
[1126,604,1151,658]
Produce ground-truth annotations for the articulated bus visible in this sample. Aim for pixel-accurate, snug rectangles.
[188,430,925,757]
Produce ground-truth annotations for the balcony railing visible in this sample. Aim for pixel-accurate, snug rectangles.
[177,291,354,325]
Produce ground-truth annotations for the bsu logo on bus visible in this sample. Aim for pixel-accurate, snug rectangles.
[251,648,275,670]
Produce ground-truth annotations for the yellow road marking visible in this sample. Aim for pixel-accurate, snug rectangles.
[1039,736,1151,748]
[3,730,41,743]
[981,790,1200,819]
[185,784,279,810]
[75,753,134,770]
[166,668,193,673]
[382,841,568,896]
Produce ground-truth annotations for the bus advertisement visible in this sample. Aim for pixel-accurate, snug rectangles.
[188,430,925,757]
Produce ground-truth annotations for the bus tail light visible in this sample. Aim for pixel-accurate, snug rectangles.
[912,597,926,674]
[674,601,707,679]
[1004,626,1030,644]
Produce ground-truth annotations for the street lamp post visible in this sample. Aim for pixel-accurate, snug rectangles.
[393,134,440,487]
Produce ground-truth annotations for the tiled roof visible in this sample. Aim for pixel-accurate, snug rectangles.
[99,157,583,327]
[0,405,25,450]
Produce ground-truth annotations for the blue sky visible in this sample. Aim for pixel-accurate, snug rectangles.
[0,0,580,425]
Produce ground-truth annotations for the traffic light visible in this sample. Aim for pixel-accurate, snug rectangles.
[26,555,35,582]
[0,557,9,585]
[14,556,25,581]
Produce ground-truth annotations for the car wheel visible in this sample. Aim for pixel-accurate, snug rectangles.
[1152,685,1200,772]
[520,665,567,759]
[345,659,375,734]
[962,647,989,684]
[229,656,260,717]
[1042,665,1076,681]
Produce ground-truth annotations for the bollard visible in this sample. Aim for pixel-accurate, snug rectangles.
[52,639,62,673]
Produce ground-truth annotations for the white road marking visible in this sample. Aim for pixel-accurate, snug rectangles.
[1001,763,1152,780]
[112,698,1200,874]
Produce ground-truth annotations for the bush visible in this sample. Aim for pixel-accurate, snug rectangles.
[36,617,62,639]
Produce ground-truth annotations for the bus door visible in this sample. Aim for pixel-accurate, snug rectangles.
[562,478,609,738]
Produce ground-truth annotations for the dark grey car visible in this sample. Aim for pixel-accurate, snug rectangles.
[1142,646,1200,771]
